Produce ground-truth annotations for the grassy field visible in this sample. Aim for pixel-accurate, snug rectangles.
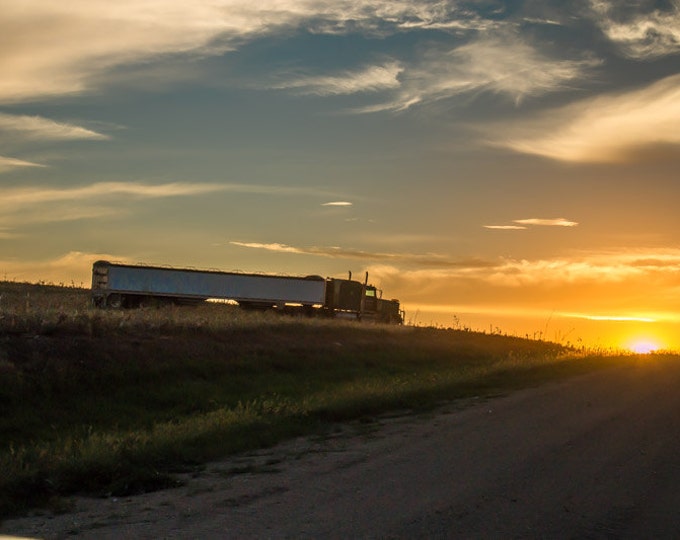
[0,280,625,519]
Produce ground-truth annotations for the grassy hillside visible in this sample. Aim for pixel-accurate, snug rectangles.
[0,280,620,518]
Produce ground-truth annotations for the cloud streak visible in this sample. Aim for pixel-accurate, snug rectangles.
[272,63,402,96]
[488,73,680,162]
[230,241,494,269]
[0,181,341,210]
[0,155,45,171]
[0,182,231,227]
[484,225,528,230]
[0,181,347,228]
[0,113,109,140]
[485,218,578,230]
[0,182,228,211]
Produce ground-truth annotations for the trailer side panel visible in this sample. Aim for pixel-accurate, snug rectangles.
[94,262,326,305]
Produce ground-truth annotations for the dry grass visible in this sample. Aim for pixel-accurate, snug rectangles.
[0,280,619,519]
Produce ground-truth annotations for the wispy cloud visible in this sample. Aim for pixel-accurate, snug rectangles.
[230,242,305,255]
[0,113,109,140]
[1,1,593,109]
[230,240,494,268]
[0,1,500,104]
[271,63,402,96]
[2,2,239,103]
[0,155,46,171]
[350,32,598,113]
[0,182,228,211]
[0,181,340,209]
[522,17,562,26]
[321,201,353,207]
[487,73,680,162]
[0,181,345,227]
[0,182,230,227]
[590,0,680,59]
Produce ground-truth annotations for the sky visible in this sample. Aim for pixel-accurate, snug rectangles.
[1,0,679,351]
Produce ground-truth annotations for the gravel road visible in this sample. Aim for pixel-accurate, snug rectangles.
[4,355,680,539]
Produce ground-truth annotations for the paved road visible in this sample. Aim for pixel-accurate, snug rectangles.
[5,356,680,538]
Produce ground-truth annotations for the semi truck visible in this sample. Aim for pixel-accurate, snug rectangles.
[91,261,403,323]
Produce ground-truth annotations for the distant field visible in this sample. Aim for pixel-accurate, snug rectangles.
[0,280,623,519]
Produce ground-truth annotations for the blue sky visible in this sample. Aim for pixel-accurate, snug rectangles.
[2,0,679,348]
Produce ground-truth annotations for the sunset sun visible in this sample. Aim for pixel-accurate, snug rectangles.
[626,339,662,355]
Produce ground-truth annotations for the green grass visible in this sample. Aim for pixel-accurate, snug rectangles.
[0,280,628,519]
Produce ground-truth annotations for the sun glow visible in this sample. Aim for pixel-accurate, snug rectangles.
[626,339,662,354]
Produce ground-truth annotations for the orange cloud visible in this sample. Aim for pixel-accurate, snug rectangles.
[514,218,578,227]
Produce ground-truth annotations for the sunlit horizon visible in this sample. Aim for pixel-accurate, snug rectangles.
[1,2,678,352]
[3,255,680,353]
[403,303,678,352]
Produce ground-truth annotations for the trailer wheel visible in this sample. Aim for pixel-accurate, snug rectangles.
[106,294,123,309]
[137,296,154,308]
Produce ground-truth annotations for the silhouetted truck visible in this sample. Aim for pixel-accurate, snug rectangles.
[91,261,403,323]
